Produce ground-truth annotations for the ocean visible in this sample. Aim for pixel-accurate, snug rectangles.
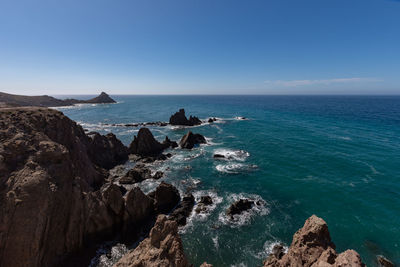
[56,95,400,266]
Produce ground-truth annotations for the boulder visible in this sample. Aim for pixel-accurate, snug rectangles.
[195,195,213,213]
[87,132,128,169]
[119,164,152,184]
[149,182,180,214]
[124,187,155,225]
[114,215,190,267]
[179,131,207,149]
[128,128,165,156]
[169,109,202,126]
[169,194,195,226]
[226,199,254,218]
[263,215,366,267]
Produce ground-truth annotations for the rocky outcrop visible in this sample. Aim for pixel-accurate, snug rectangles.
[377,255,394,267]
[0,107,184,267]
[179,131,207,149]
[84,92,116,104]
[87,132,128,169]
[263,215,365,267]
[119,164,163,184]
[114,215,190,267]
[128,128,176,157]
[169,108,202,126]
[148,182,181,214]
[128,128,165,156]
[169,194,195,226]
[195,195,213,213]
[226,199,254,218]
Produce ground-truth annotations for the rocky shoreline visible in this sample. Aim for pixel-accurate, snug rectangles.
[0,106,379,267]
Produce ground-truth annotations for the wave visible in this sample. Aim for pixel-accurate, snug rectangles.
[254,240,288,260]
[215,163,258,174]
[218,193,269,227]
[213,148,250,161]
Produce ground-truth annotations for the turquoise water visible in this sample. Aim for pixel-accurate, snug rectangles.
[58,95,400,266]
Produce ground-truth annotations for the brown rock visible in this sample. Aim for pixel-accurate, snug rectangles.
[377,255,394,267]
[169,194,195,226]
[87,132,128,169]
[113,215,190,267]
[263,215,365,267]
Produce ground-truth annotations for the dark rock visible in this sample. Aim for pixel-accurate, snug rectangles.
[377,255,394,267]
[208,117,217,123]
[169,109,202,126]
[271,244,285,260]
[213,153,225,159]
[226,199,254,217]
[124,187,155,225]
[87,132,128,169]
[162,136,178,149]
[128,127,165,156]
[119,164,152,184]
[84,92,116,104]
[195,195,213,213]
[179,131,207,149]
[153,171,164,180]
[169,194,195,226]
[150,182,180,214]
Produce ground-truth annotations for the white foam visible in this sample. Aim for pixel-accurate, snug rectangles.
[215,163,257,174]
[255,240,288,260]
[213,148,250,161]
[218,193,269,227]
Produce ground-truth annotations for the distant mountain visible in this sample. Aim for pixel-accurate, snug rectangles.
[0,91,116,107]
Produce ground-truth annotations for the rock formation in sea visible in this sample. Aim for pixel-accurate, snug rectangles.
[0,91,116,107]
[169,108,202,126]
[169,194,195,226]
[263,215,365,267]
[226,199,255,218]
[114,215,190,267]
[128,127,176,157]
[179,131,207,149]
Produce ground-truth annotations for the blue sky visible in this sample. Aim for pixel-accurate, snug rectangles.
[0,0,399,95]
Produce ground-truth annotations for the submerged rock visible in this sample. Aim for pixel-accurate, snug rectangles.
[179,131,207,149]
[169,108,202,126]
[263,215,365,267]
[377,255,394,267]
[213,153,225,159]
[114,215,190,267]
[226,199,254,218]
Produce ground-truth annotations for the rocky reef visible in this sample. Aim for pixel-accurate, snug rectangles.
[169,108,202,126]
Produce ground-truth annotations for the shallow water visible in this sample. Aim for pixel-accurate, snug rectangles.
[57,95,400,266]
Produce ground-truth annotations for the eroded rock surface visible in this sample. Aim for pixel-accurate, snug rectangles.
[114,215,190,267]
[263,215,365,267]
[180,131,206,149]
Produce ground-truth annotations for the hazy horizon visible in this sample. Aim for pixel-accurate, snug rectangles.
[1,0,399,95]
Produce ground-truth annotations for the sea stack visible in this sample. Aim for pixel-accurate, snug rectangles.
[169,108,202,126]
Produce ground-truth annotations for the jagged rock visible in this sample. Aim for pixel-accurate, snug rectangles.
[263,215,365,267]
[195,195,213,213]
[114,215,190,267]
[0,107,106,266]
[226,199,254,218]
[128,128,165,156]
[377,255,394,267]
[163,136,178,148]
[169,194,195,226]
[153,171,164,180]
[179,131,207,149]
[169,108,202,126]
[119,164,152,184]
[87,132,128,169]
[149,182,180,214]
[124,187,155,225]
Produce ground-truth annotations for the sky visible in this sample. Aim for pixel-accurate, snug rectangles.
[0,0,399,95]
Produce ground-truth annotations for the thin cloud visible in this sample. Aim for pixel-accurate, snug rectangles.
[264,77,382,87]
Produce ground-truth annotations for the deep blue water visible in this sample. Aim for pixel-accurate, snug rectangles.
[56,95,400,266]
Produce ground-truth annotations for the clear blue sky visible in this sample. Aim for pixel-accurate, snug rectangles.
[0,0,399,95]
